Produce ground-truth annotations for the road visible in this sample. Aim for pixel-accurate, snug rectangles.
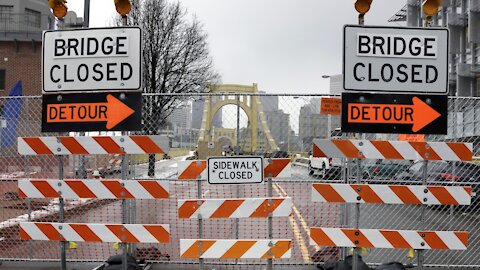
[0,159,479,268]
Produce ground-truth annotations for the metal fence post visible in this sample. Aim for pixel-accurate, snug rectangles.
[450,98,457,224]
[234,95,241,266]
[418,159,429,269]
[23,98,34,259]
[341,156,349,260]
[197,173,204,270]
[121,151,129,270]
[58,156,67,270]
[267,170,273,270]
[25,154,33,259]
[352,154,362,270]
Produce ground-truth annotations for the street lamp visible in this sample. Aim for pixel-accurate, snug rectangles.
[321,75,331,79]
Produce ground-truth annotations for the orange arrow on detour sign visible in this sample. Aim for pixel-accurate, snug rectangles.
[348,97,441,132]
[46,94,134,129]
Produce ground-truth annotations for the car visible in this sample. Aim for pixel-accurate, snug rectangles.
[395,160,480,210]
[271,151,289,158]
[363,159,412,180]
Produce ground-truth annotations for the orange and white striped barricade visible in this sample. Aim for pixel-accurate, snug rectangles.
[178,160,207,180]
[312,183,472,205]
[20,222,170,243]
[177,158,291,180]
[310,228,468,250]
[178,197,292,218]
[180,239,292,259]
[264,158,291,178]
[18,179,169,199]
[17,135,169,155]
[312,139,472,161]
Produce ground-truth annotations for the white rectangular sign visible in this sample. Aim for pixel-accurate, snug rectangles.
[343,25,449,94]
[42,27,141,93]
[207,156,263,184]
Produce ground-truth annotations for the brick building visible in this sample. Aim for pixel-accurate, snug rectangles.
[0,0,53,96]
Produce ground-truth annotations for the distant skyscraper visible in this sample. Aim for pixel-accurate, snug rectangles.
[328,74,343,96]
[259,93,279,112]
[298,99,340,151]
[191,98,222,130]
[168,104,191,131]
[264,110,290,149]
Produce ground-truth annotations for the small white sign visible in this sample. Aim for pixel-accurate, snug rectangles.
[208,141,214,149]
[42,27,142,93]
[207,156,263,184]
[343,25,449,94]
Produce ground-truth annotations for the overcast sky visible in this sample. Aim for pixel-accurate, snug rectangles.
[69,1,406,94]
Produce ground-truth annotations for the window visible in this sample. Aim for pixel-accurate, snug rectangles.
[0,70,5,91]
[0,5,13,22]
[25,8,41,28]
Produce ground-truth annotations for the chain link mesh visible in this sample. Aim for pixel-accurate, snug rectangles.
[0,94,479,267]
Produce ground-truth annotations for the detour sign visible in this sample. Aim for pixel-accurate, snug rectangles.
[341,93,447,135]
[42,92,142,132]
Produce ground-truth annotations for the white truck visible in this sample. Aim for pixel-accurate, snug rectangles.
[309,130,344,179]
[309,155,344,179]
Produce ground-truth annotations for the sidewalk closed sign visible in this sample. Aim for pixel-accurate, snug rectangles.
[208,156,264,184]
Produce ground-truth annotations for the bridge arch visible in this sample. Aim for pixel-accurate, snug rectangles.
[198,83,279,155]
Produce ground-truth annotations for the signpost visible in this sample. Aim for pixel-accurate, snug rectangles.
[42,92,142,132]
[343,25,449,94]
[341,92,447,134]
[42,27,142,93]
[207,156,264,184]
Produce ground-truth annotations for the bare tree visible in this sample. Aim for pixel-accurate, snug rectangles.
[128,0,219,176]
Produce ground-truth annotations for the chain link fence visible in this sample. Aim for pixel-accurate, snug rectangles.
[0,93,479,268]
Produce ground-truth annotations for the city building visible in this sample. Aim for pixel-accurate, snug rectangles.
[191,98,222,129]
[391,1,479,140]
[327,74,343,96]
[391,0,479,97]
[298,98,340,151]
[0,0,53,96]
[259,92,279,112]
[264,110,290,150]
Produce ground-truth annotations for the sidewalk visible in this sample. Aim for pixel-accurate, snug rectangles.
[0,261,475,270]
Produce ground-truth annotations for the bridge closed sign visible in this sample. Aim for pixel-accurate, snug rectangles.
[208,156,264,184]
[343,25,448,94]
[42,27,141,93]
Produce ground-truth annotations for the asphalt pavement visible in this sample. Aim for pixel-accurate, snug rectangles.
[0,159,479,269]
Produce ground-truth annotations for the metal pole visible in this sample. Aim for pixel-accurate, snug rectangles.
[234,95,241,265]
[56,18,66,269]
[197,173,204,270]
[341,156,348,260]
[24,98,33,259]
[58,156,67,270]
[352,13,365,270]
[83,0,90,28]
[352,156,362,270]
[267,171,273,270]
[25,154,33,259]
[418,159,428,269]
[450,98,457,223]
[121,151,128,270]
[121,13,130,269]
[236,95,240,155]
